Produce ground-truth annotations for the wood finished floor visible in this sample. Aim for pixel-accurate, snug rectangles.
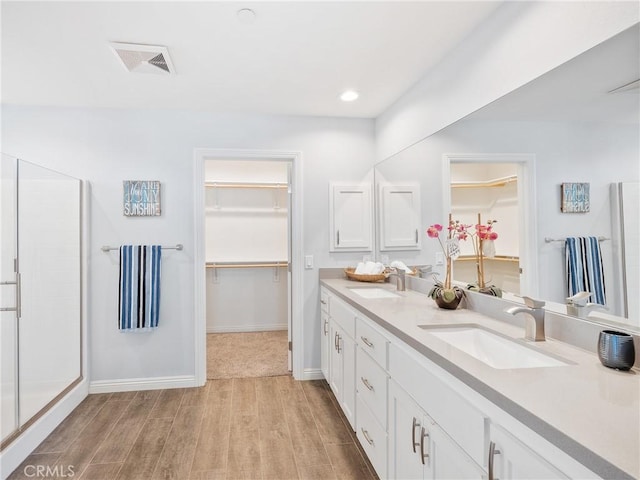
[8,377,378,480]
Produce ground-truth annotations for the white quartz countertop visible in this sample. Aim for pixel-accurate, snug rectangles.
[321,278,640,480]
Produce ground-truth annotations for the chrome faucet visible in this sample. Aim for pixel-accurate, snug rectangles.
[565,292,608,318]
[388,268,406,292]
[505,296,546,342]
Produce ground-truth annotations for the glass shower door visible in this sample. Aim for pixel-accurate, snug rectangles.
[0,155,82,448]
[17,160,82,425]
[0,154,18,444]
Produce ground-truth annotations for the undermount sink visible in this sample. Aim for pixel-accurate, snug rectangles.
[348,287,400,299]
[419,325,571,369]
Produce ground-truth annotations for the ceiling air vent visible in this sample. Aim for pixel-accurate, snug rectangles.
[110,42,175,75]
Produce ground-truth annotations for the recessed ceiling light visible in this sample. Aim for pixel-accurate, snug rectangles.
[237,8,257,24]
[340,90,359,102]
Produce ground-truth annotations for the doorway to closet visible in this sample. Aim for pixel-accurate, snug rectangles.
[203,158,292,380]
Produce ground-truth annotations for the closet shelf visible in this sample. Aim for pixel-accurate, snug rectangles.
[453,255,519,263]
[205,181,288,190]
[206,260,289,269]
[451,175,517,189]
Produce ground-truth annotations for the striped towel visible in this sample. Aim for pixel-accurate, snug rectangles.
[118,245,161,330]
[565,237,606,305]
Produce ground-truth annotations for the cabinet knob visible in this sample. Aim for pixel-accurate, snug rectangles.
[360,377,374,391]
[360,336,374,348]
[420,426,430,465]
[488,441,501,480]
[411,417,421,453]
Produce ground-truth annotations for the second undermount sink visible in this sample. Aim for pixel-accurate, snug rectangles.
[419,325,571,369]
[348,287,400,299]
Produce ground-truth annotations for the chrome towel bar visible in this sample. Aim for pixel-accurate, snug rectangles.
[101,244,183,252]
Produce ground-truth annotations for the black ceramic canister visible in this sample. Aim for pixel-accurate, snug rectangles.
[598,330,636,371]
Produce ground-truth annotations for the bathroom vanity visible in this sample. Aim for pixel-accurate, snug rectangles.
[319,277,639,480]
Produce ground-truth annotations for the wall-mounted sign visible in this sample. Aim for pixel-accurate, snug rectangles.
[561,182,590,213]
[123,180,161,216]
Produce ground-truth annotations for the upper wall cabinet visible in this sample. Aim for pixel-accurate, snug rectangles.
[379,184,421,251]
[329,183,373,252]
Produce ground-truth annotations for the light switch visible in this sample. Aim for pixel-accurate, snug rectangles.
[435,252,444,265]
[305,255,314,269]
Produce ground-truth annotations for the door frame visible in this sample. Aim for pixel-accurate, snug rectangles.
[193,148,304,384]
[442,153,539,297]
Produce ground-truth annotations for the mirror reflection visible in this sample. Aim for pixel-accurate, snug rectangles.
[374,25,639,328]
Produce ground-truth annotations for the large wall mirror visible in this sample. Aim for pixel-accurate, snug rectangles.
[374,24,639,329]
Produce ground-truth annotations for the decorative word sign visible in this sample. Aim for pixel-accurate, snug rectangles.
[561,182,590,213]
[123,180,161,216]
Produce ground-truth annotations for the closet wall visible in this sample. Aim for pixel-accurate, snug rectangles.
[205,160,289,333]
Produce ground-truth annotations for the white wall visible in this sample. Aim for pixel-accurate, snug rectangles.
[375,1,639,162]
[2,106,375,384]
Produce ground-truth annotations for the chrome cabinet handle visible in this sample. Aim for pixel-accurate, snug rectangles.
[420,426,430,465]
[337,230,340,245]
[361,428,374,446]
[412,417,421,453]
[360,336,374,348]
[323,319,328,335]
[360,377,374,391]
[320,299,327,305]
[488,441,501,480]
[415,229,418,244]
[1,273,20,316]
[337,335,342,354]
[334,331,339,350]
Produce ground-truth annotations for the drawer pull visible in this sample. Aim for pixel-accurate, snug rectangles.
[323,319,328,335]
[360,377,374,391]
[337,334,342,354]
[360,336,374,348]
[420,426,430,465]
[361,428,374,446]
[412,417,421,453]
[488,441,501,480]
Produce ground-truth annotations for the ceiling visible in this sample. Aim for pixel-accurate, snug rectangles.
[0,1,502,118]
[465,24,640,124]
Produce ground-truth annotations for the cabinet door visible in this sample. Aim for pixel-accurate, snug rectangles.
[388,381,426,480]
[341,331,356,429]
[430,420,484,479]
[320,310,330,381]
[379,184,421,251]
[329,184,373,252]
[489,425,569,480]
[328,322,343,402]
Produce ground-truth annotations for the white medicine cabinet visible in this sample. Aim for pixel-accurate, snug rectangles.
[378,184,421,251]
[329,183,373,252]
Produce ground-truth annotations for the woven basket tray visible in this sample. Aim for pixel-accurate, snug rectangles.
[344,267,388,283]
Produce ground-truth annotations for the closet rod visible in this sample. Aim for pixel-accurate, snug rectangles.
[101,244,183,252]
[206,261,289,269]
[205,182,288,189]
[544,236,609,243]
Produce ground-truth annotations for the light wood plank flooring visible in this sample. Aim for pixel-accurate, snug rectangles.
[8,377,378,480]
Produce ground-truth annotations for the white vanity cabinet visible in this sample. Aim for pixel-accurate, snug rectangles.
[355,316,391,478]
[327,294,357,428]
[320,288,330,381]
[329,183,373,252]
[378,184,421,251]
[489,424,570,480]
[388,379,484,480]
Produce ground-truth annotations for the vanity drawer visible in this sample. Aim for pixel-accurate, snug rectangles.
[357,316,389,369]
[356,347,388,428]
[320,288,329,314]
[330,295,356,338]
[389,341,487,467]
[356,395,387,479]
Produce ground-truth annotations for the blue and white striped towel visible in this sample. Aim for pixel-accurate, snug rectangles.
[118,245,161,330]
[565,237,606,305]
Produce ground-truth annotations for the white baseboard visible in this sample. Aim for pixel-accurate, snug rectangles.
[206,324,287,333]
[301,368,326,381]
[89,375,198,394]
[1,380,88,479]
